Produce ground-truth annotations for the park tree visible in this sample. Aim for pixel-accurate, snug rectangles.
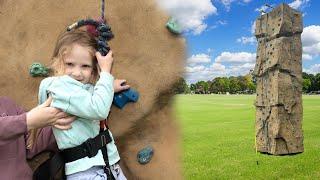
[195,81,208,94]
[303,78,312,92]
[229,76,240,94]
[303,72,316,92]
[190,83,196,93]
[237,76,247,92]
[172,77,189,94]
[244,74,256,93]
[210,77,230,93]
[247,81,256,93]
[315,73,320,91]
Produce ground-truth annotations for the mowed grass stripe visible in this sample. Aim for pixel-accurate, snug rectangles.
[173,95,320,179]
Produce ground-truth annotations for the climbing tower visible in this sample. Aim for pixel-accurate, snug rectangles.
[254,3,304,155]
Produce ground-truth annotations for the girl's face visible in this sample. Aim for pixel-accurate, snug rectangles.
[64,44,94,84]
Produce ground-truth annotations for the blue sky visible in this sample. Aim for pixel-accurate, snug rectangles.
[157,0,320,84]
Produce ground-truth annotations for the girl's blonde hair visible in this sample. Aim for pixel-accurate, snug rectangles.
[27,29,100,149]
[51,29,100,83]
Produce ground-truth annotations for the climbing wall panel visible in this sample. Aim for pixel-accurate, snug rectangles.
[254,3,304,155]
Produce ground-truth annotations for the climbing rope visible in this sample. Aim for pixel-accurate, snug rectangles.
[66,17,114,56]
[66,0,113,56]
[101,0,105,21]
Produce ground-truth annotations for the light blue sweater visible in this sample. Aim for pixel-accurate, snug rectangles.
[38,72,120,175]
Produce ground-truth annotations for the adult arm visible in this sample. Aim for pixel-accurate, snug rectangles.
[26,127,57,159]
[27,97,74,130]
[0,97,74,146]
[0,113,27,146]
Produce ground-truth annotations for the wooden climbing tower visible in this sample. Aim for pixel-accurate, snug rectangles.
[254,3,304,155]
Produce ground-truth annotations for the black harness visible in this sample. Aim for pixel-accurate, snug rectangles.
[61,129,112,163]
[33,127,115,180]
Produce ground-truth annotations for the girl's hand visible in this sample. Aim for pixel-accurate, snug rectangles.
[96,50,113,73]
[26,97,76,130]
[114,79,130,93]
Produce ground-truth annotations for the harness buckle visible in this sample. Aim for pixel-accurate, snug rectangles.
[101,135,108,147]
[84,138,98,158]
[104,166,113,179]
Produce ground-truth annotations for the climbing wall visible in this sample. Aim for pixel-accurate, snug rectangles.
[253,3,304,155]
[0,0,184,179]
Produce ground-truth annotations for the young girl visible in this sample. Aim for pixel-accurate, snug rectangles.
[37,29,128,179]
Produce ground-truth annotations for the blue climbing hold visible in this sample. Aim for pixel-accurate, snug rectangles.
[113,88,139,109]
[137,146,154,165]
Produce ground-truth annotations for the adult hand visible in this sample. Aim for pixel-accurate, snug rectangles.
[96,50,113,73]
[114,79,130,93]
[26,97,75,130]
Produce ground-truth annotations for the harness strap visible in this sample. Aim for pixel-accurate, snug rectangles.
[61,129,112,163]
[99,120,115,180]
[100,120,109,167]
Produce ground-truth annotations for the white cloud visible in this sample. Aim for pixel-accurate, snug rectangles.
[289,0,310,10]
[227,63,255,76]
[207,48,214,54]
[304,64,320,74]
[210,63,226,72]
[185,62,255,83]
[185,63,227,83]
[215,52,256,64]
[217,20,228,25]
[220,0,252,11]
[302,25,320,47]
[302,53,313,61]
[255,5,269,14]
[156,0,217,35]
[251,21,256,34]
[303,44,320,56]
[185,65,206,73]
[193,24,208,35]
[255,3,278,15]
[187,54,211,65]
[184,52,257,83]
[206,20,228,31]
[302,25,320,56]
[184,53,227,83]
[237,36,256,45]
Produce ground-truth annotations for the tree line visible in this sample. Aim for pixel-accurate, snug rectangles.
[174,72,320,94]
[302,72,320,93]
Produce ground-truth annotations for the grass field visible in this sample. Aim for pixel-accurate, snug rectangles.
[173,95,320,179]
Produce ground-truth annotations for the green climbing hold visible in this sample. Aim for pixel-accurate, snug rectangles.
[29,62,50,77]
[166,17,183,35]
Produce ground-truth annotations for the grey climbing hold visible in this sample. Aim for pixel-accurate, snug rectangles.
[29,62,50,77]
[137,146,154,165]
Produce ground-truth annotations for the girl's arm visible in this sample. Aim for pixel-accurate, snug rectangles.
[45,72,114,120]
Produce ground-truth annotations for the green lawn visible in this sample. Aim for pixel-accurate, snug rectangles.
[173,95,320,179]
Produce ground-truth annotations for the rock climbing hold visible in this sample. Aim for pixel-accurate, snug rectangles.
[137,146,154,165]
[166,17,183,35]
[29,62,50,77]
[113,88,139,109]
